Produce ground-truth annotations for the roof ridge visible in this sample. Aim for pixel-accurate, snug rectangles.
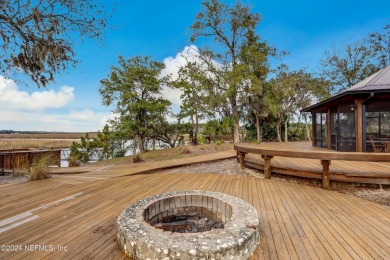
[347,65,390,91]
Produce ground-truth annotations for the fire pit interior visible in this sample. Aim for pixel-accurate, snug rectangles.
[144,194,231,233]
[117,190,260,259]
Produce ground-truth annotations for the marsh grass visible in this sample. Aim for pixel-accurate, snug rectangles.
[12,156,29,177]
[28,155,57,181]
[0,139,79,149]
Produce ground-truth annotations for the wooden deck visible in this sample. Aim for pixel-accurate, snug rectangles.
[236,142,390,186]
[0,151,389,259]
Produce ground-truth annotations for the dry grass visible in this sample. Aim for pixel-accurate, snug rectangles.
[27,155,56,181]
[0,133,97,139]
[178,146,192,154]
[0,139,79,149]
[68,155,80,167]
[11,156,29,177]
[0,133,97,149]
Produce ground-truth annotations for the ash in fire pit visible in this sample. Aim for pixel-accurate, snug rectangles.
[155,213,224,233]
[117,190,260,259]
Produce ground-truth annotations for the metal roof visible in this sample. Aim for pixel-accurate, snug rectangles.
[346,65,390,92]
[302,65,390,112]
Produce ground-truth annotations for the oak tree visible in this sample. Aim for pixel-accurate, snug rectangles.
[0,0,109,87]
[99,56,171,153]
[190,0,262,143]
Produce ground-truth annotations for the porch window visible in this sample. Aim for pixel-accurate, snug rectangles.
[365,111,390,152]
[314,113,328,148]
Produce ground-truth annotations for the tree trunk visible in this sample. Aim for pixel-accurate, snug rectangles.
[232,98,240,143]
[194,112,199,145]
[255,115,262,142]
[295,114,301,135]
[259,126,263,143]
[284,119,288,143]
[304,114,312,142]
[139,135,145,153]
[276,118,282,142]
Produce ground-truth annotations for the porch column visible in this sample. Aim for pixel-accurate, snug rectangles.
[238,152,247,170]
[312,112,316,147]
[327,109,332,150]
[321,160,331,189]
[355,99,364,152]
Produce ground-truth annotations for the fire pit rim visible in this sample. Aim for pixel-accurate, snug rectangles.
[117,190,260,259]
[140,193,236,235]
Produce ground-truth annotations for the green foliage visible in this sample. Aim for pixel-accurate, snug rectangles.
[368,23,390,68]
[152,119,191,148]
[68,125,127,165]
[203,117,233,141]
[99,55,172,152]
[172,61,212,144]
[93,124,127,160]
[320,41,380,94]
[197,135,209,144]
[0,0,110,87]
[190,0,276,143]
[264,66,330,141]
[69,133,95,165]
[244,119,278,142]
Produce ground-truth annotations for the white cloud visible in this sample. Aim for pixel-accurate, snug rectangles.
[100,112,118,125]
[0,46,221,132]
[0,76,111,132]
[0,109,112,132]
[160,45,201,106]
[0,76,74,110]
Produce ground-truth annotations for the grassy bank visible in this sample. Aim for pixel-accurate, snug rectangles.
[94,143,234,166]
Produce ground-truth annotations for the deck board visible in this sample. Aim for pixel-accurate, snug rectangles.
[0,153,390,259]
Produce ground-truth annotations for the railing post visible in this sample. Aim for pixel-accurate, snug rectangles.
[57,150,61,167]
[238,152,247,170]
[321,160,331,189]
[262,155,274,179]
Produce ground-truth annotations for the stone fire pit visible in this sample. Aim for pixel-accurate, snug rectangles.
[117,190,260,259]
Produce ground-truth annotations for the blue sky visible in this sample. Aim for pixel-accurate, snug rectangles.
[0,0,389,132]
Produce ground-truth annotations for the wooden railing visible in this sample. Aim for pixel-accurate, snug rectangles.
[0,149,61,174]
[234,143,390,189]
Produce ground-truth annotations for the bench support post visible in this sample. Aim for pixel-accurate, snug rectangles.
[321,160,331,189]
[238,152,247,170]
[262,155,274,179]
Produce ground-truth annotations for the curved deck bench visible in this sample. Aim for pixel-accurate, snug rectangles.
[234,143,390,189]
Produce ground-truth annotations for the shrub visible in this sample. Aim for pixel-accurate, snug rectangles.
[197,135,209,144]
[132,154,143,163]
[67,154,80,167]
[215,140,222,145]
[178,146,191,154]
[28,155,55,181]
